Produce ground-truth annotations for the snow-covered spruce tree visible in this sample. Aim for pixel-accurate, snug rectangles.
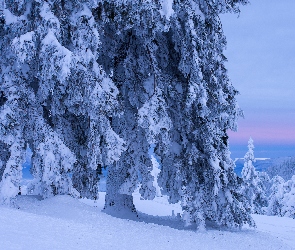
[280,175,295,218]
[0,0,77,201]
[0,0,125,200]
[152,0,254,228]
[94,0,172,214]
[267,175,285,216]
[268,175,295,218]
[22,0,125,199]
[241,138,267,214]
[95,0,254,227]
[0,1,33,204]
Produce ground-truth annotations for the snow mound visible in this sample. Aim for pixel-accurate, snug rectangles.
[0,194,293,250]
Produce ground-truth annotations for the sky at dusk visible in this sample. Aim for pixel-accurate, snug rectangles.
[221,0,295,158]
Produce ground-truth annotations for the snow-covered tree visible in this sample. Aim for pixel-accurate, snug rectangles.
[95,0,254,228]
[0,1,31,204]
[95,1,171,214]
[280,175,295,218]
[0,0,126,202]
[36,0,126,200]
[241,138,267,214]
[0,1,76,202]
[1,0,255,229]
[267,175,285,216]
[153,0,254,228]
[268,175,295,218]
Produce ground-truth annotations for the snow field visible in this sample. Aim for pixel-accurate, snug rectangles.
[0,194,294,250]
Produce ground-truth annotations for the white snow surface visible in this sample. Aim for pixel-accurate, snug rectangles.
[0,192,294,250]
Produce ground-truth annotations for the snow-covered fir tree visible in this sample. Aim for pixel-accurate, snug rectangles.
[280,175,295,218]
[85,0,254,227]
[34,0,127,199]
[1,0,255,229]
[0,0,126,201]
[95,0,170,213]
[0,0,31,204]
[267,175,285,216]
[268,175,295,218]
[241,138,267,214]
[153,0,254,228]
[0,1,72,201]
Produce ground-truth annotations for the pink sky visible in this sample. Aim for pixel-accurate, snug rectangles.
[228,110,295,145]
[228,106,295,145]
[228,126,295,145]
[221,0,295,152]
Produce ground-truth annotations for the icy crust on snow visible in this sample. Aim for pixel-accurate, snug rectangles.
[0,195,294,250]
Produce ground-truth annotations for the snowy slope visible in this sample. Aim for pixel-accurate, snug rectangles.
[0,193,294,250]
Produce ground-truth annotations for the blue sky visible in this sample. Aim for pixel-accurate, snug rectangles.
[221,0,295,158]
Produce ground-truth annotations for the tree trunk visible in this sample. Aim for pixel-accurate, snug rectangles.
[104,164,137,219]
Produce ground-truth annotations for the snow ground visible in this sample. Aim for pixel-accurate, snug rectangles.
[0,193,294,250]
